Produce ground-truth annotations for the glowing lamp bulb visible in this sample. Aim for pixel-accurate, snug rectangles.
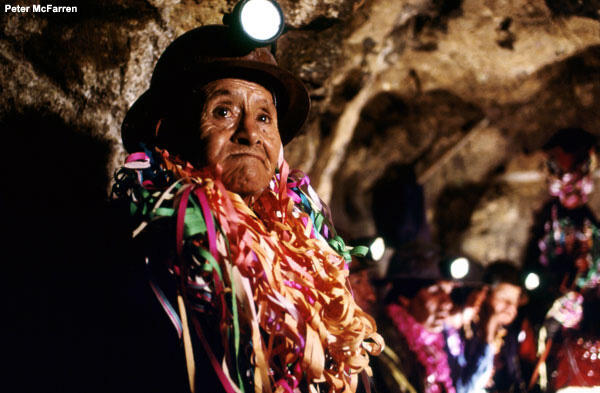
[450,257,469,279]
[240,0,283,42]
[525,272,540,291]
[369,237,385,261]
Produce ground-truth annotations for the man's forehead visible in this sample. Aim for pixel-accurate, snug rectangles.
[203,78,274,101]
[493,282,521,295]
[430,280,456,292]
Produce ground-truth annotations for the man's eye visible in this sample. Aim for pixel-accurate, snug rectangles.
[258,114,270,123]
[214,107,230,117]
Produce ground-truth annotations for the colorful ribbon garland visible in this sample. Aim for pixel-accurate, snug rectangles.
[113,150,383,393]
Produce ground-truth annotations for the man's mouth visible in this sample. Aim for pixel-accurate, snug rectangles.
[229,151,266,163]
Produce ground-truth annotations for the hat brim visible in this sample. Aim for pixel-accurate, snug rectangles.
[121,59,310,153]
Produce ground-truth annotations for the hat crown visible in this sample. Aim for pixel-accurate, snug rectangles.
[151,25,277,92]
[387,241,445,281]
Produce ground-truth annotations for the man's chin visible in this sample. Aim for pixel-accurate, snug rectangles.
[222,171,269,199]
[499,314,515,326]
[226,182,265,199]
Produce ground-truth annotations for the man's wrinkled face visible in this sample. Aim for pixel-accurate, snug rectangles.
[488,283,521,326]
[196,78,281,200]
[409,280,455,333]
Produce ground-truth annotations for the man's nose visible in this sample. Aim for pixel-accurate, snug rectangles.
[439,294,453,312]
[440,300,452,313]
[232,112,261,146]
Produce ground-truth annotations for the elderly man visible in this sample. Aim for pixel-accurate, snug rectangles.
[114,23,382,393]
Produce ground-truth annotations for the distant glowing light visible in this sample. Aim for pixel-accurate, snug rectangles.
[518,330,526,343]
[525,272,540,291]
[370,237,385,261]
[450,257,469,279]
[240,0,283,42]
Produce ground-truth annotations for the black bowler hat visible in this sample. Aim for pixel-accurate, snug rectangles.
[543,127,597,173]
[379,241,482,300]
[121,25,310,152]
[543,127,597,155]
[386,241,445,281]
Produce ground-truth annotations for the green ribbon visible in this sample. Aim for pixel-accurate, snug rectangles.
[328,235,368,262]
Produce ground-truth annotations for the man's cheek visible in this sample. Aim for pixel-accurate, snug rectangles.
[423,300,436,314]
[265,138,282,166]
[202,137,228,166]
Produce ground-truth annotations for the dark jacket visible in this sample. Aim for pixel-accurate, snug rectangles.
[371,315,429,393]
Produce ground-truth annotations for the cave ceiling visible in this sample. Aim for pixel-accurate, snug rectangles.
[2,0,600,267]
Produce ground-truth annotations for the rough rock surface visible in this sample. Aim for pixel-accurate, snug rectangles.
[2,1,600,266]
[279,0,600,268]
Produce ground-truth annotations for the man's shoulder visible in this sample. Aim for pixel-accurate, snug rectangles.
[372,315,425,393]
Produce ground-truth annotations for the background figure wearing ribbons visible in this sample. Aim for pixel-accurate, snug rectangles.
[523,128,600,392]
[371,242,461,393]
[113,12,383,393]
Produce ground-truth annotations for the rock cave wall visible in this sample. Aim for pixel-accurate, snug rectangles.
[3,0,600,270]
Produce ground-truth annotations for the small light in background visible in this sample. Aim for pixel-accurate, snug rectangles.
[238,0,284,43]
[370,237,385,261]
[518,330,526,343]
[450,257,469,279]
[524,272,540,291]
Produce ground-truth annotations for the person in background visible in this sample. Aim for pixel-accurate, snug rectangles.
[524,127,599,324]
[523,127,600,392]
[372,241,459,393]
[453,261,527,393]
[445,284,488,386]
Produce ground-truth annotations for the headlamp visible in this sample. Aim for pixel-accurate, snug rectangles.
[369,237,386,262]
[524,272,540,291]
[449,257,470,279]
[225,0,285,46]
